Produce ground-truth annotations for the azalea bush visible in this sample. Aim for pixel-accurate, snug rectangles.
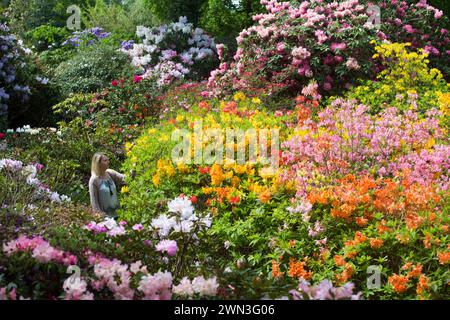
[207,0,450,101]
[343,42,450,115]
[121,16,218,87]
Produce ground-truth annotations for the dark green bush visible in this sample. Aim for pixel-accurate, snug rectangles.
[53,43,135,97]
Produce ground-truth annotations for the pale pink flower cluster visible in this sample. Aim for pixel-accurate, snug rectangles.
[346,57,360,70]
[3,235,77,266]
[63,277,94,300]
[301,82,321,100]
[172,276,219,297]
[85,218,126,237]
[290,280,362,300]
[138,271,173,300]
[155,240,178,256]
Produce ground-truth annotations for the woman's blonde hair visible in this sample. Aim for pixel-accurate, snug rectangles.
[91,152,107,177]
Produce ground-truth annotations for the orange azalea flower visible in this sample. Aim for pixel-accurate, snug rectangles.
[258,189,272,203]
[407,264,423,279]
[423,234,432,249]
[222,101,238,114]
[231,176,241,188]
[388,274,409,294]
[336,263,354,284]
[272,260,283,278]
[405,213,423,230]
[437,251,450,265]
[198,101,211,111]
[344,251,358,259]
[355,216,368,227]
[334,255,346,266]
[210,164,225,186]
[401,262,413,271]
[288,258,312,280]
[416,275,428,295]
[370,238,383,249]
[442,224,449,233]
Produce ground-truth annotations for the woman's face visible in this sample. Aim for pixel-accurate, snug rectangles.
[100,156,110,172]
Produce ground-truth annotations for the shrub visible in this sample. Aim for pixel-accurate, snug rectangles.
[121,16,218,87]
[207,0,450,101]
[0,23,55,131]
[53,43,136,97]
[341,42,450,114]
[84,0,160,36]
[25,25,70,52]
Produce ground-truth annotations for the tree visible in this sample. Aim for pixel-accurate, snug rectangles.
[144,0,207,25]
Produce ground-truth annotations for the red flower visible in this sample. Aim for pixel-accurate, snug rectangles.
[111,80,118,87]
[0,133,5,139]
[199,166,210,174]
[133,75,143,83]
[229,196,241,204]
[190,195,198,204]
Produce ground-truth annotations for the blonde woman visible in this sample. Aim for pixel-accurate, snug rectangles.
[89,152,126,218]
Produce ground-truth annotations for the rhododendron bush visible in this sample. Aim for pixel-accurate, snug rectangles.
[121,16,219,87]
[208,0,450,101]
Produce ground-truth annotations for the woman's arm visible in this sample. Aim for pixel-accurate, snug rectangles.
[89,177,102,213]
[106,169,126,186]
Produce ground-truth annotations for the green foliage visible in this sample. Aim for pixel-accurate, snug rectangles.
[145,0,206,25]
[53,43,135,98]
[200,0,263,40]
[6,0,92,37]
[25,25,70,52]
[84,0,160,35]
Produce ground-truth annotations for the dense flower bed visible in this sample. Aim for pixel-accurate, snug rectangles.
[117,44,449,299]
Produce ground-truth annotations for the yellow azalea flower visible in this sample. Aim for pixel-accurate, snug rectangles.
[425,138,435,150]
[233,92,246,101]
[233,164,247,175]
[157,159,165,170]
[121,186,129,193]
[252,97,261,104]
[152,174,160,186]
[210,164,225,186]
[165,165,175,177]
[177,162,190,173]
[176,115,184,122]
[231,176,241,188]
[202,187,214,195]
